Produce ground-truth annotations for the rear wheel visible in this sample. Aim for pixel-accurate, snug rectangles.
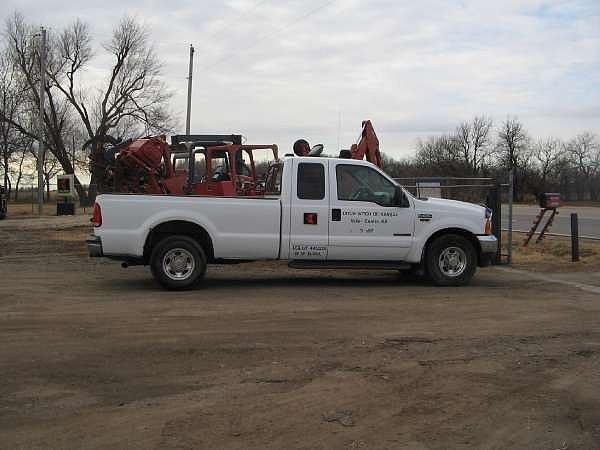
[150,235,207,290]
[425,234,476,286]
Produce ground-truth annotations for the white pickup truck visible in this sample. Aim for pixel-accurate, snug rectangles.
[87,156,497,289]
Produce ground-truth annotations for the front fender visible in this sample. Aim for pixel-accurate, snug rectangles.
[406,218,483,263]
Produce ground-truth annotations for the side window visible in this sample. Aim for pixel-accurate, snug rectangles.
[210,151,230,181]
[336,164,397,206]
[173,155,188,173]
[235,150,252,177]
[297,163,325,200]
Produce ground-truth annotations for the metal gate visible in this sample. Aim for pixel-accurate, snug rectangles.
[394,177,505,265]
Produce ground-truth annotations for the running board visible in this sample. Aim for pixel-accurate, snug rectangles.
[288,260,411,270]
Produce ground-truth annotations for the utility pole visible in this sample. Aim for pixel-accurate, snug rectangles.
[185,44,194,135]
[37,27,47,216]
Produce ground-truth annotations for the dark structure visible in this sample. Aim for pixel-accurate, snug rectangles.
[0,186,7,219]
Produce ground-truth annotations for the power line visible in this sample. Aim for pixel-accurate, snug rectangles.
[207,0,338,67]
[202,0,273,45]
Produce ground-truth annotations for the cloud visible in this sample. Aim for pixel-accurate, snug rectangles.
[1,0,599,158]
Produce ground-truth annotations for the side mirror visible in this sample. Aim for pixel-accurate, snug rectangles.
[395,186,409,207]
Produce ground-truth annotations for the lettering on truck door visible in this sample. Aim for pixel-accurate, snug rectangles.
[289,160,329,260]
[328,162,415,261]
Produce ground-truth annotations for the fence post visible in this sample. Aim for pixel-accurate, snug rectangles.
[507,169,514,265]
[486,182,502,265]
[571,213,579,262]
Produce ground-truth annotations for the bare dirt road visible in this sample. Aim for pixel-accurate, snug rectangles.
[1,218,600,449]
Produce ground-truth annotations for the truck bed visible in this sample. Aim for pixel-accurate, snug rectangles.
[95,194,282,260]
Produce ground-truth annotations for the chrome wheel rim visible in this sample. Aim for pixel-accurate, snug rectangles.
[163,248,195,281]
[438,246,467,277]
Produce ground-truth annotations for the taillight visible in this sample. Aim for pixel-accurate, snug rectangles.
[92,203,102,227]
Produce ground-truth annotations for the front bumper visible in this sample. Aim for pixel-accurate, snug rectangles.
[86,234,103,257]
[477,235,498,266]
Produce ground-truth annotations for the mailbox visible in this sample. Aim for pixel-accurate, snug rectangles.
[539,193,560,209]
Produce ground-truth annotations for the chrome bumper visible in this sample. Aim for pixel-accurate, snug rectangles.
[477,235,498,254]
[477,235,498,266]
[477,234,498,253]
[86,235,103,257]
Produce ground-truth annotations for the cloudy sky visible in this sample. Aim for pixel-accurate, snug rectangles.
[2,0,599,159]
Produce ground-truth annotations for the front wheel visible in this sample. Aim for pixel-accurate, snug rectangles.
[425,234,477,286]
[150,235,207,290]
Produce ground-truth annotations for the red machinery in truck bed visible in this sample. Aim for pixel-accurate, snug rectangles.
[102,134,278,196]
[99,120,382,197]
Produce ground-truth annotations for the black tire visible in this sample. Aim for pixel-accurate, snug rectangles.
[150,235,207,290]
[425,234,477,286]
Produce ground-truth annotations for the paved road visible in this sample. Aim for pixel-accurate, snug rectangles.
[501,204,600,238]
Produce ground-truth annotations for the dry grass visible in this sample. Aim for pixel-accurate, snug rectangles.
[4,202,90,218]
[508,232,600,272]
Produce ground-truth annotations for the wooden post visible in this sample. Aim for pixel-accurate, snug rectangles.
[571,213,579,262]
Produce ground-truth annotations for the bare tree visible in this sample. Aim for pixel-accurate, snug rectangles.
[415,134,463,174]
[0,47,23,196]
[590,146,600,201]
[2,13,175,199]
[10,141,32,200]
[532,137,562,192]
[497,118,529,169]
[567,132,599,200]
[497,117,531,200]
[454,116,493,175]
[2,13,84,200]
[34,144,60,200]
[47,17,175,191]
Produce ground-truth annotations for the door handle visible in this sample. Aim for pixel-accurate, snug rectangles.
[332,208,341,221]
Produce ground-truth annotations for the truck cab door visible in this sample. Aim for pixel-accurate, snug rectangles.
[288,159,329,260]
[328,162,415,261]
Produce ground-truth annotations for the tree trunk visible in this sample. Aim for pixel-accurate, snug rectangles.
[45,173,51,201]
[2,151,9,196]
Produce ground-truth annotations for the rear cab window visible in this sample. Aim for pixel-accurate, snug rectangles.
[297,163,325,200]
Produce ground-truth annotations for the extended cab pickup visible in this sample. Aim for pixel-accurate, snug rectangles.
[87,156,497,289]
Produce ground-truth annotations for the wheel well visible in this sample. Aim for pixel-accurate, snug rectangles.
[144,220,214,263]
[422,228,482,263]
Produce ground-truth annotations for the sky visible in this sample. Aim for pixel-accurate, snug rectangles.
[1,0,599,160]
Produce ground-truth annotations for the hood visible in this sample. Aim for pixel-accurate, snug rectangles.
[413,196,486,216]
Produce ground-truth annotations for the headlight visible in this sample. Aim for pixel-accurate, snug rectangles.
[484,208,492,235]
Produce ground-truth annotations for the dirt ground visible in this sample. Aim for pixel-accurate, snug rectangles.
[1,217,600,449]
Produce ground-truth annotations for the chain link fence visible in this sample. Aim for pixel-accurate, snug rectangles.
[4,182,98,215]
